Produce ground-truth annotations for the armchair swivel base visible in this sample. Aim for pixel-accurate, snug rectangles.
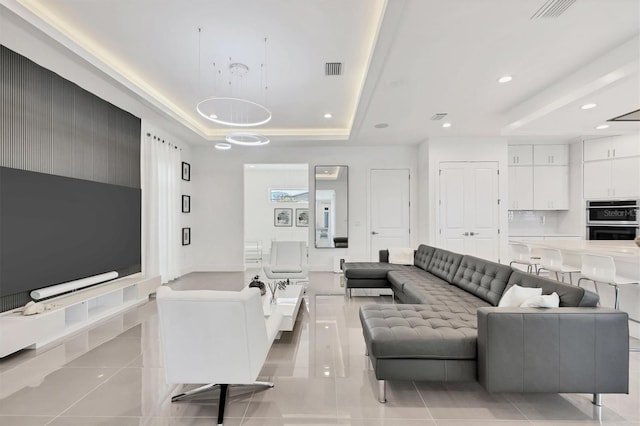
[171,382,275,425]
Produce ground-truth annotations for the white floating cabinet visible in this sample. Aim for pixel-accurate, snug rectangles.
[0,275,160,358]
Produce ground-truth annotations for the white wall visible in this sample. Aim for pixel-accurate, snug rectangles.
[422,137,509,262]
[244,166,309,250]
[191,145,419,271]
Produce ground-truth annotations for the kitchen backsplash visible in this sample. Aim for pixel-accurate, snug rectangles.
[508,210,561,235]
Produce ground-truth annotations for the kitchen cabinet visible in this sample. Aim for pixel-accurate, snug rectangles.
[583,161,611,199]
[533,166,568,210]
[584,156,640,199]
[583,135,640,199]
[533,145,569,165]
[508,166,533,210]
[584,135,640,162]
[508,145,533,166]
[508,143,569,211]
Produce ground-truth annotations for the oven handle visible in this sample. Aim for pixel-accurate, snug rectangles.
[586,222,640,227]
[586,206,639,209]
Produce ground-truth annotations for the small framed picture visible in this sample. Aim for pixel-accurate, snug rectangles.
[182,227,191,245]
[274,208,293,227]
[296,208,309,227]
[182,195,191,213]
[182,162,191,181]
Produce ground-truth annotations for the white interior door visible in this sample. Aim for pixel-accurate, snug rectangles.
[370,169,410,260]
[439,162,499,262]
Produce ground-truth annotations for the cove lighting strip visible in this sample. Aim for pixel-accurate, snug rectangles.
[30,271,119,300]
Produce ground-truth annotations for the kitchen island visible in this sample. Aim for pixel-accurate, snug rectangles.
[517,239,640,338]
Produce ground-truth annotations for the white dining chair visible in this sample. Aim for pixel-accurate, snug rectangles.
[264,241,309,285]
[508,242,540,274]
[577,254,638,310]
[536,248,580,284]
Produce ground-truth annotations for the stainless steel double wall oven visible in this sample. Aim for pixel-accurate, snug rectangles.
[586,200,639,240]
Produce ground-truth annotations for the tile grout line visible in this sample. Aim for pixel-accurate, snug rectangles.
[413,380,436,422]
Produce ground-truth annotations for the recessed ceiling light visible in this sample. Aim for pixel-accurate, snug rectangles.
[214,142,231,150]
[595,124,610,130]
[442,122,452,128]
[324,113,332,119]
[374,123,389,129]
[209,113,218,119]
[498,75,513,83]
[581,103,597,110]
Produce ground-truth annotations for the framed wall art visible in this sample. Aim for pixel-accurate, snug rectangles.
[274,208,292,227]
[182,195,191,213]
[296,208,309,227]
[182,227,191,245]
[181,162,191,181]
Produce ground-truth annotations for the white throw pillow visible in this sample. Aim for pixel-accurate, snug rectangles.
[520,292,560,308]
[388,247,414,265]
[498,285,543,307]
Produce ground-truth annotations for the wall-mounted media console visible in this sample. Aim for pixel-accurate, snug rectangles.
[0,275,160,358]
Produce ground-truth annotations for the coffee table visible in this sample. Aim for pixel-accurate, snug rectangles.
[262,284,304,332]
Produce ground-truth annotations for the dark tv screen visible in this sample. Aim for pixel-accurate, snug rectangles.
[0,167,141,297]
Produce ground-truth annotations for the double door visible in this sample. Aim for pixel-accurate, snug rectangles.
[438,162,500,262]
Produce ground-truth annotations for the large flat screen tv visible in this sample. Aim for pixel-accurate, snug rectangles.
[0,167,141,298]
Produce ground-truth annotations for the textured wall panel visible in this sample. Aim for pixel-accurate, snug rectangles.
[0,44,140,187]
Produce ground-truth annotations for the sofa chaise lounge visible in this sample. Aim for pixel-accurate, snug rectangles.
[343,244,629,405]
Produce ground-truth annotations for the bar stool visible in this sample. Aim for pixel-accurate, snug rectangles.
[508,242,540,274]
[536,248,581,284]
[577,254,639,310]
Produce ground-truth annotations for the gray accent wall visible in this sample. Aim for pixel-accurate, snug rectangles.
[0,44,141,312]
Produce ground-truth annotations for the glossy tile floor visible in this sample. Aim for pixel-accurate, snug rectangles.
[1,271,639,426]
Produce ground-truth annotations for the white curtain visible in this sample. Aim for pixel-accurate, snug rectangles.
[142,133,181,283]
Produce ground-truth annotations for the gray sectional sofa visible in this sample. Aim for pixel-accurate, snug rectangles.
[344,244,629,405]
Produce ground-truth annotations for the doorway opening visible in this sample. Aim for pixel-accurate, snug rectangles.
[243,164,309,271]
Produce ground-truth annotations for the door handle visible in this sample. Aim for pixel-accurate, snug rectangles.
[371,231,379,235]
[463,232,470,236]
[469,232,479,236]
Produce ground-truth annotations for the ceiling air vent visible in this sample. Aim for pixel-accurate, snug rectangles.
[430,113,448,121]
[325,62,342,76]
[531,0,577,19]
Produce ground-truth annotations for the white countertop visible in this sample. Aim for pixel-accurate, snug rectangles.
[521,240,640,258]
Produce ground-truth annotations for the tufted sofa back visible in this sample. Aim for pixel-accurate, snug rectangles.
[426,248,463,282]
[414,244,436,270]
[451,255,513,306]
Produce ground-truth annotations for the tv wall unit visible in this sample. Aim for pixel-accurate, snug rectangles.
[0,275,160,358]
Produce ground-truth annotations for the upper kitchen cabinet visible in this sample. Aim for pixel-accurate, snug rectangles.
[508,145,533,166]
[533,145,569,166]
[583,135,640,162]
[508,143,570,211]
[533,166,569,210]
[583,135,640,199]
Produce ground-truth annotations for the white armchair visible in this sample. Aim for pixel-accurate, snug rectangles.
[156,286,282,425]
[263,241,309,285]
